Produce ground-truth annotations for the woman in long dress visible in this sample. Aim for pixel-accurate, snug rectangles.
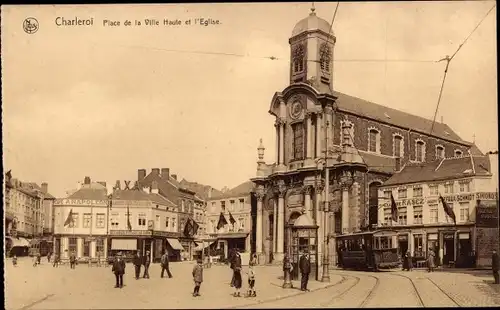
[427,248,435,272]
[232,252,243,297]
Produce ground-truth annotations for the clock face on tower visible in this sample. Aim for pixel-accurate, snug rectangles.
[290,100,303,119]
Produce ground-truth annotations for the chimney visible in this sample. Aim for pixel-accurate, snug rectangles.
[84,176,91,185]
[171,174,177,180]
[115,180,121,190]
[41,183,48,194]
[151,180,159,194]
[395,157,401,172]
[161,168,170,179]
[152,168,160,176]
[441,116,444,124]
[97,181,107,188]
[208,188,213,199]
[138,169,146,181]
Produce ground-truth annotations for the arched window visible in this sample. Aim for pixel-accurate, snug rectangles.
[292,122,305,160]
[292,45,305,73]
[436,145,445,160]
[319,43,331,73]
[368,128,380,153]
[415,140,425,162]
[393,135,403,158]
[454,149,463,157]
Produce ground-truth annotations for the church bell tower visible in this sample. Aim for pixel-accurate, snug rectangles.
[289,7,336,91]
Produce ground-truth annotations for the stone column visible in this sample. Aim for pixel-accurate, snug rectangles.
[273,199,278,253]
[278,119,285,167]
[306,112,313,159]
[275,185,286,262]
[315,113,322,159]
[315,181,324,275]
[342,185,350,234]
[303,185,313,218]
[275,120,280,164]
[256,190,265,264]
[325,106,333,154]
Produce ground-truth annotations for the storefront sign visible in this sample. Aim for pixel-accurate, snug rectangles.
[441,194,476,203]
[476,200,498,228]
[152,231,178,238]
[380,198,425,208]
[476,192,498,200]
[458,233,470,240]
[109,230,152,236]
[428,234,438,240]
[54,199,108,206]
[398,235,408,241]
[443,234,455,240]
[112,200,151,206]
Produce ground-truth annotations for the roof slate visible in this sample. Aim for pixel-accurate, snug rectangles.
[67,186,108,200]
[332,91,467,144]
[383,155,491,186]
[211,181,255,200]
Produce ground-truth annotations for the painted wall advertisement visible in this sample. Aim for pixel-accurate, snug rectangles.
[475,200,499,268]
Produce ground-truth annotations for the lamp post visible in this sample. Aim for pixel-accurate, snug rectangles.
[321,113,331,282]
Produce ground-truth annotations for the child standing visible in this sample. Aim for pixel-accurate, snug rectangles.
[246,263,256,297]
[192,258,203,297]
[12,255,17,267]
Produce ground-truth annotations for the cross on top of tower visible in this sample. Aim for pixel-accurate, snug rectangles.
[310,2,316,15]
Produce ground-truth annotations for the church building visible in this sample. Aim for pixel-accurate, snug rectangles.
[251,8,476,280]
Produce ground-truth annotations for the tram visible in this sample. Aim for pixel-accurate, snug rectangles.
[337,230,401,271]
[29,238,53,257]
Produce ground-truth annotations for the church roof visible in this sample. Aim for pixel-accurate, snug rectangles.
[333,91,468,145]
[292,10,333,37]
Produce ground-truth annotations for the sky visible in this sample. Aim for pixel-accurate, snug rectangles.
[2,2,498,198]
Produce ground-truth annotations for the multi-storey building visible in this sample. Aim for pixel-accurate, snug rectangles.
[251,8,480,280]
[53,177,109,259]
[138,168,202,260]
[377,152,498,268]
[5,171,55,255]
[206,181,255,259]
[108,180,180,262]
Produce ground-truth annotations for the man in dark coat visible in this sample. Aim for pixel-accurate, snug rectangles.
[69,252,77,269]
[142,250,151,279]
[229,248,236,287]
[160,250,173,278]
[299,253,311,291]
[492,250,499,284]
[112,252,126,288]
[133,250,142,280]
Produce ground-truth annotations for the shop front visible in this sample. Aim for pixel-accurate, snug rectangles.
[109,229,182,263]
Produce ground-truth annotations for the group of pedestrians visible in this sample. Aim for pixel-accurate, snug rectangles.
[111,250,174,289]
[228,249,258,297]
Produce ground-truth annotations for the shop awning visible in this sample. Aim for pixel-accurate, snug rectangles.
[194,241,216,251]
[216,233,248,239]
[8,237,30,247]
[111,239,137,250]
[166,238,185,251]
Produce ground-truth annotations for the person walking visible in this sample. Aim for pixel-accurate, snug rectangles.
[12,255,17,267]
[112,252,126,289]
[133,250,142,280]
[142,250,151,279]
[69,252,77,269]
[33,255,38,267]
[53,253,60,268]
[299,252,311,291]
[492,249,499,284]
[229,248,236,287]
[160,250,173,278]
[427,248,436,272]
[47,251,52,263]
[246,261,256,297]
[192,258,203,297]
[232,251,243,297]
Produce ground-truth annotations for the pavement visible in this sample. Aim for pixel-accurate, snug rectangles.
[5,257,341,310]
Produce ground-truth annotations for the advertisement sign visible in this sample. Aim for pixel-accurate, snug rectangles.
[476,200,498,228]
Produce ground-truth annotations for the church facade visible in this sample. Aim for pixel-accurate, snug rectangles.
[250,9,475,278]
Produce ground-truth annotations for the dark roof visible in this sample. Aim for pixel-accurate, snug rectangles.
[333,91,468,145]
[211,181,255,200]
[383,155,492,186]
[179,179,223,200]
[359,151,397,174]
[26,182,56,199]
[112,189,176,207]
[67,183,108,200]
[468,143,484,156]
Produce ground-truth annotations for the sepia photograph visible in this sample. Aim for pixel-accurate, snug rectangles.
[2,1,499,309]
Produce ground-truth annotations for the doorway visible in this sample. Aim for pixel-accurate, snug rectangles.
[398,235,408,256]
[443,234,455,265]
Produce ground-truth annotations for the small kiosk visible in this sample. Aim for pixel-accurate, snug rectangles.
[289,212,319,281]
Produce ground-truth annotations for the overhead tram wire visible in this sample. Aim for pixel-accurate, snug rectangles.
[429,3,496,136]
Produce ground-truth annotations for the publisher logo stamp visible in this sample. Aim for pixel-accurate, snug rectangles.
[23,17,39,34]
